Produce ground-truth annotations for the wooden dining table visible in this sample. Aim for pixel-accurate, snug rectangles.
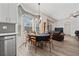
[28,33,52,53]
[28,33,50,42]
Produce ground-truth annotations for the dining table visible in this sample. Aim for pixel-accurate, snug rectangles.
[28,33,52,53]
[28,33,50,47]
[28,33,50,42]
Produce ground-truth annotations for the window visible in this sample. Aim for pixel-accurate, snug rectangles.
[36,23,39,32]
[23,16,32,33]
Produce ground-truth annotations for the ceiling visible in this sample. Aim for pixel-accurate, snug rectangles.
[22,3,79,20]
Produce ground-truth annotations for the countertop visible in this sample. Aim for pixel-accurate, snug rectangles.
[0,33,17,36]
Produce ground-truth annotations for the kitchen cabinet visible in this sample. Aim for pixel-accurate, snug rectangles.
[0,4,2,22]
[0,3,17,23]
[0,4,9,22]
[8,3,17,23]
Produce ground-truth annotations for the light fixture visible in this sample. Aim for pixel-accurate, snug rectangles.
[36,3,41,23]
[38,3,40,19]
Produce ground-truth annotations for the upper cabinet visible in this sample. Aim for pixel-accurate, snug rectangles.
[0,4,9,22]
[0,4,2,22]
[8,3,17,23]
[0,3,17,23]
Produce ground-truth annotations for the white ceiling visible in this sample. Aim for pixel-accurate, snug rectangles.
[22,3,79,20]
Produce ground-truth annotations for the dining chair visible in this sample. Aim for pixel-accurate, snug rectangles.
[28,35,38,53]
[43,35,53,52]
[36,35,53,52]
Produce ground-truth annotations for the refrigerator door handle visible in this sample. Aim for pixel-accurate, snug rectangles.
[0,38,13,41]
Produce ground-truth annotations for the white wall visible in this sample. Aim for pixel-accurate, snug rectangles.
[55,17,79,36]
[70,17,79,36]
[53,20,65,33]
[54,20,65,28]
[64,17,79,36]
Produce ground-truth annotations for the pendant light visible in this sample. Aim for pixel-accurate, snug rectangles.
[36,3,41,23]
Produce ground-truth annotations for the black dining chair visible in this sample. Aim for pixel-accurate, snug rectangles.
[35,35,52,52]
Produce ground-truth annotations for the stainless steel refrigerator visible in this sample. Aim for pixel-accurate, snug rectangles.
[0,22,16,56]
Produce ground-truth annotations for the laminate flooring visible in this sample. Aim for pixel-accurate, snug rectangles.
[17,35,79,56]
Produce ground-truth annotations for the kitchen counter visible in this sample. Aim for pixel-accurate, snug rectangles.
[0,33,17,36]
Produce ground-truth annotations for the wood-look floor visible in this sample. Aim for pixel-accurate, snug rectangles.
[17,35,79,56]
